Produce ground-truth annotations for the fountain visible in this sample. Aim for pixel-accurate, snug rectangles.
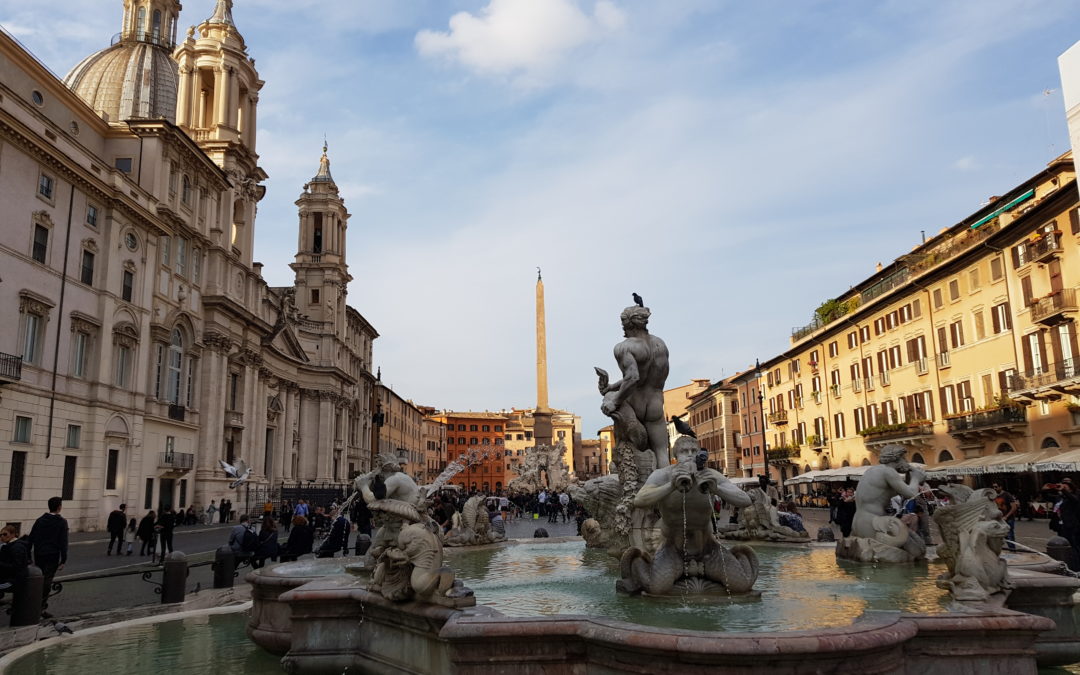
[8,302,1080,673]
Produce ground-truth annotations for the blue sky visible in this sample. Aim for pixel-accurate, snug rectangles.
[3,0,1078,438]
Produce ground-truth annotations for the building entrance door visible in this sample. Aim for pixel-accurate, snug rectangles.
[158,478,175,512]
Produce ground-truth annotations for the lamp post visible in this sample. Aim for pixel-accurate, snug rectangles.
[756,359,784,497]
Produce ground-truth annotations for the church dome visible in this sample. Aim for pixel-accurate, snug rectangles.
[64,38,178,124]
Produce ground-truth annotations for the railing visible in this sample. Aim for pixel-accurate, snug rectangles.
[946,406,1026,434]
[915,357,929,375]
[159,451,194,470]
[168,404,186,421]
[807,435,828,448]
[1009,359,1080,392]
[794,396,804,409]
[864,376,875,391]
[226,411,244,427]
[938,351,951,368]
[830,384,841,398]
[860,267,912,303]
[860,421,933,443]
[111,31,175,50]
[811,391,822,404]
[1029,232,1062,263]
[768,410,789,425]
[852,379,861,393]
[0,351,22,382]
[880,370,891,386]
[1030,288,1077,325]
[766,446,800,461]
[791,318,825,341]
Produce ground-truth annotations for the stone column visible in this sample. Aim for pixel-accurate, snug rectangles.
[226,68,239,129]
[278,384,296,481]
[195,333,232,503]
[254,368,270,476]
[176,66,192,127]
[318,393,333,481]
[215,67,229,128]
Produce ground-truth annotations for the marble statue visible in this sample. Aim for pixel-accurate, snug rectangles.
[836,444,927,563]
[595,305,670,557]
[355,453,422,561]
[356,453,474,606]
[721,487,810,543]
[568,472,622,553]
[597,305,671,470]
[617,437,759,596]
[443,495,506,547]
[933,485,1013,605]
[507,443,574,494]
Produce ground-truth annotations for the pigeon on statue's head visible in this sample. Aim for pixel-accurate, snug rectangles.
[219,458,252,489]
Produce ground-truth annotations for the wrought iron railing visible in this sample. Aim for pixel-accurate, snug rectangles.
[946,406,1026,434]
[1030,288,1077,324]
[0,351,22,381]
[1009,359,1080,392]
[159,452,194,470]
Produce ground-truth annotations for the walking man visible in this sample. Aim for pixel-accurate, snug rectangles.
[106,503,126,555]
[992,482,1018,552]
[29,497,68,617]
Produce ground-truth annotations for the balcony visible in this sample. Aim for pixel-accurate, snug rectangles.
[1029,231,1063,264]
[811,391,822,404]
[860,420,934,450]
[168,404,186,422]
[915,357,929,375]
[768,410,789,426]
[766,446,801,462]
[852,378,862,393]
[864,376,875,391]
[830,384,841,398]
[946,406,1027,442]
[807,434,828,450]
[794,396,804,409]
[1030,289,1077,326]
[880,370,891,386]
[159,451,194,472]
[225,410,244,428]
[0,352,22,383]
[1008,359,1080,402]
[938,351,951,369]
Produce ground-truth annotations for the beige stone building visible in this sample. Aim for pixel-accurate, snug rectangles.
[0,1,378,531]
[755,152,1078,489]
[419,411,447,484]
[501,407,581,476]
[373,383,425,482]
[685,377,742,475]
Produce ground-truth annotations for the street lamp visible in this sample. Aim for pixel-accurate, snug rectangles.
[756,359,784,498]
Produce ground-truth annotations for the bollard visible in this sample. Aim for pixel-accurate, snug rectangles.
[354,534,372,557]
[213,546,236,589]
[161,551,187,604]
[1046,536,1078,572]
[10,565,43,627]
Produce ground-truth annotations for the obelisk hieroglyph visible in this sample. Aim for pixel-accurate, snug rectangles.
[533,268,553,447]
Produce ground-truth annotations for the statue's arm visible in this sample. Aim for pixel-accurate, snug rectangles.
[355,471,377,503]
[606,346,641,402]
[884,469,920,499]
[704,471,751,507]
[633,471,674,508]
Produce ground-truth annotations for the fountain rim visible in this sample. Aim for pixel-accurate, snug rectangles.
[0,601,252,670]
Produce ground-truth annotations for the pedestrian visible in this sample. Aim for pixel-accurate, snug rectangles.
[229,514,256,556]
[220,499,229,524]
[559,491,570,523]
[28,496,68,616]
[0,525,30,588]
[281,515,314,562]
[206,500,217,525]
[991,482,1018,552]
[1058,479,1080,559]
[106,503,126,555]
[157,507,176,558]
[835,487,857,538]
[137,511,157,557]
[281,500,292,533]
[263,499,273,521]
[123,517,137,555]
[253,516,279,569]
[317,509,350,558]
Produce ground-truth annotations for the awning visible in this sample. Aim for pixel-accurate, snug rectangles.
[926,449,1061,476]
[784,464,924,485]
[969,188,1035,229]
[728,477,760,487]
[1031,449,1080,472]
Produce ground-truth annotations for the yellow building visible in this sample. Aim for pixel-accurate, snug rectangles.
[501,407,580,476]
[685,377,743,475]
[757,152,1078,490]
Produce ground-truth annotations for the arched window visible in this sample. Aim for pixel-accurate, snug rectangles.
[996,443,1014,454]
[152,9,162,39]
[182,175,192,204]
[860,458,870,466]
[136,7,146,36]
[1042,437,1061,449]
[803,464,811,474]
[841,459,850,467]
[938,449,954,463]
[167,328,183,404]
[911,453,926,464]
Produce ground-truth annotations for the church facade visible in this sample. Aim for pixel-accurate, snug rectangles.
[0,0,378,531]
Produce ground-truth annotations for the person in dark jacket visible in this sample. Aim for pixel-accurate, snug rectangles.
[281,516,314,562]
[252,517,279,569]
[156,508,176,559]
[1059,478,1080,556]
[29,497,68,612]
[317,510,350,558]
[137,511,157,557]
[106,504,127,556]
[0,525,30,586]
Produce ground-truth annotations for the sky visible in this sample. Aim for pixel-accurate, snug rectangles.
[2,0,1078,438]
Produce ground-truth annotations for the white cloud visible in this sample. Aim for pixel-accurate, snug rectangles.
[953,156,980,171]
[415,0,625,84]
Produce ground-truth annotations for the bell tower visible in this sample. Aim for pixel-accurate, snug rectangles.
[173,0,266,265]
[120,0,181,46]
[291,144,352,331]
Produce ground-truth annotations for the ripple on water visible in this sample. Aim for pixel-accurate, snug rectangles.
[451,540,951,632]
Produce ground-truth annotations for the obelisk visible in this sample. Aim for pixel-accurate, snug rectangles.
[533,268,553,447]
